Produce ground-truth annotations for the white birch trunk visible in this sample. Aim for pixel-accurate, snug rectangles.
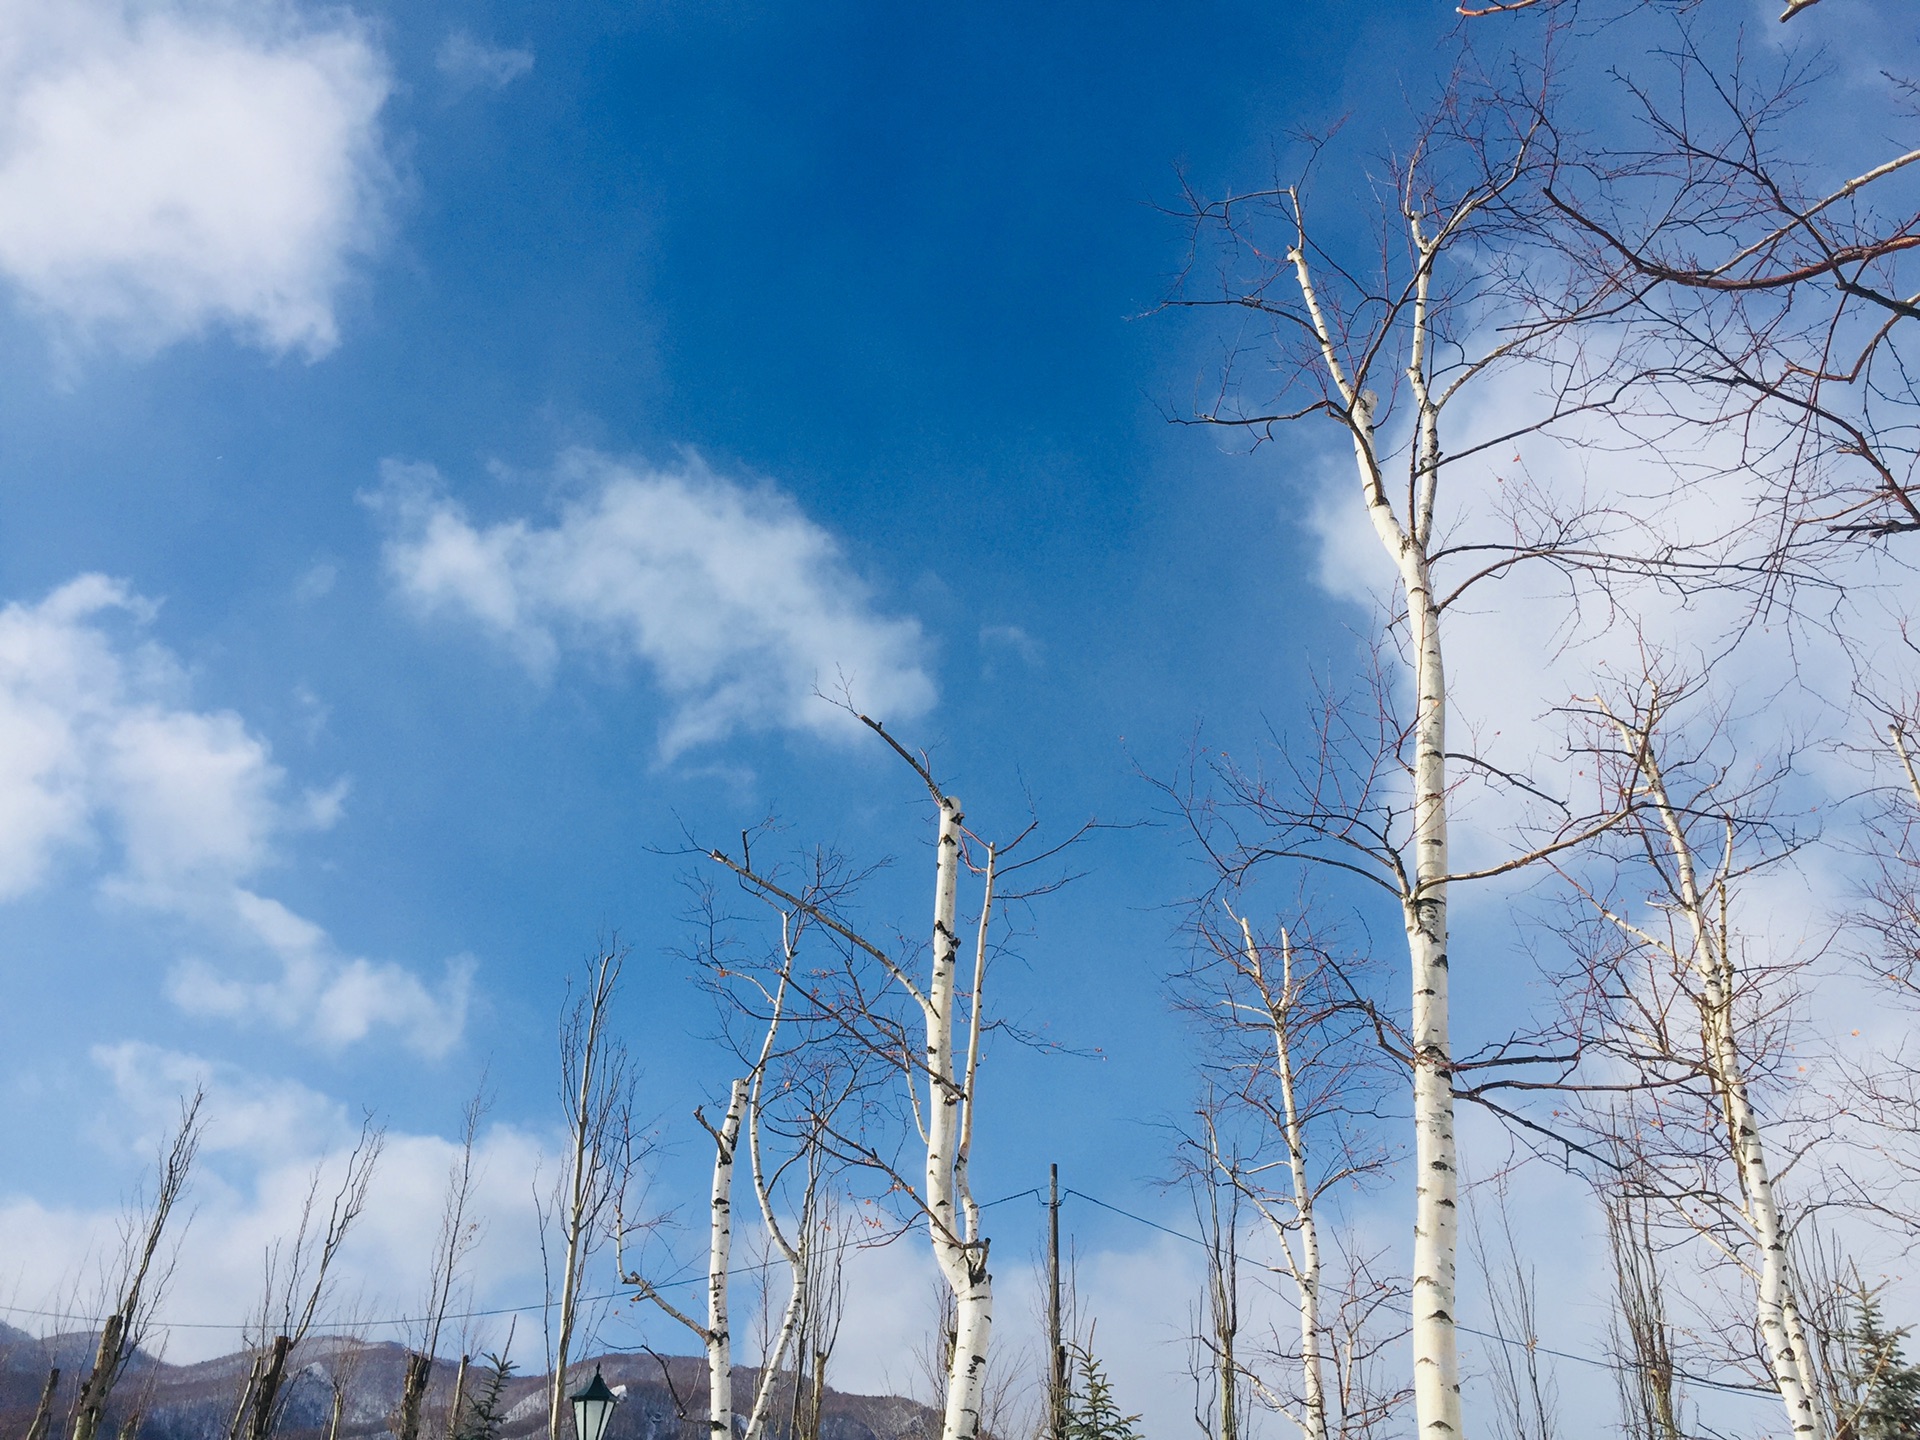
[1270,928,1330,1440]
[706,1080,749,1440]
[742,951,807,1440]
[926,795,992,1440]
[740,1265,806,1440]
[1637,771,1822,1440]
[712,751,994,1440]
[1717,1029,1822,1440]
[1230,915,1332,1440]
[1402,562,1461,1440]
[1658,814,1820,1436]
[1290,237,1463,1440]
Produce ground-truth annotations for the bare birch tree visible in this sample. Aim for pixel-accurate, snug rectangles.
[621,1076,749,1440]
[785,1187,852,1440]
[736,987,842,1440]
[1172,898,1401,1440]
[1186,1143,1245,1440]
[1160,59,1702,1432]
[619,896,849,1440]
[702,713,1093,1440]
[1541,668,1838,1439]
[1462,1181,1556,1440]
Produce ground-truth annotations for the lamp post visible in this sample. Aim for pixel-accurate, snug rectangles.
[570,1369,619,1440]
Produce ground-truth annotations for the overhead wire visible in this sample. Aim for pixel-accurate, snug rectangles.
[0,1188,1046,1337]
[1061,1186,1780,1402]
[0,1181,1790,1405]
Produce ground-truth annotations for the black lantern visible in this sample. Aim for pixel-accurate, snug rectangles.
[570,1368,619,1440]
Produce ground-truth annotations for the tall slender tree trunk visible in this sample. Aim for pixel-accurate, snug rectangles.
[1713,1028,1821,1440]
[705,1080,749,1440]
[739,952,810,1440]
[1617,725,1823,1440]
[547,1058,593,1440]
[807,1352,827,1440]
[925,795,991,1440]
[1204,1185,1240,1440]
[1657,804,1820,1438]
[1291,225,1464,1438]
[547,957,623,1440]
[1402,571,1461,1440]
[739,1165,806,1440]
[1267,928,1329,1440]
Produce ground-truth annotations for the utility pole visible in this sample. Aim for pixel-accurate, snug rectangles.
[1048,1164,1064,1440]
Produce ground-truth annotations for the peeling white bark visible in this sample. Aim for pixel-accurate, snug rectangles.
[1628,741,1823,1440]
[706,1079,749,1440]
[926,796,992,1440]
[1290,230,1463,1440]
[703,745,999,1440]
[1403,563,1461,1440]
[742,944,808,1440]
[1226,914,1331,1440]
[1269,927,1330,1440]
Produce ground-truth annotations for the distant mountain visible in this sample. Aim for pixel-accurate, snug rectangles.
[0,1329,937,1440]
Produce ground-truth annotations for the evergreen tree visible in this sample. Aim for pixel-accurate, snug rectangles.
[1061,1344,1142,1440]
[1851,1295,1920,1440]
[455,1352,517,1440]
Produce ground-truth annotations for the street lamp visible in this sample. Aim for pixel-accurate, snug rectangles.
[570,1368,619,1440]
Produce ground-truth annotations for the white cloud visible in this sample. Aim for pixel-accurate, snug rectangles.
[167,894,473,1059]
[0,0,391,358]
[0,575,466,1055]
[92,1040,347,1162]
[435,31,533,93]
[373,452,938,757]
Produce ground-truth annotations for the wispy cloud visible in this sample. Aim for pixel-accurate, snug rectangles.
[979,622,1042,676]
[0,575,467,1055]
[371,452,938,757]
[435,30,534,94]
[0,0,392,358]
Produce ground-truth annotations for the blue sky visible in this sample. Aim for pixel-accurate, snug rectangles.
[0,0,1405,1347]
[6,0,1909,1432]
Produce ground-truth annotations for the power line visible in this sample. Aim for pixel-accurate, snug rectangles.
[1064,1188,1206,1248]
[0,1188,1047,1337]
[0,1180,1793,1405]
[1062,1184,1779,1403]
